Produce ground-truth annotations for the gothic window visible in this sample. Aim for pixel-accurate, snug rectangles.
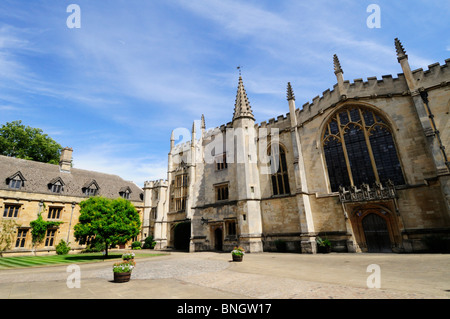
[322,106,405,192]
[269,145,290,196]
[151,207,157,219]
[174,174,188,211]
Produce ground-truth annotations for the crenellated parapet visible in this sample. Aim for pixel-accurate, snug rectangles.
[257,113,292,132]
[291,58,449,126]
[410,59,450,89]
[144,179,168,189]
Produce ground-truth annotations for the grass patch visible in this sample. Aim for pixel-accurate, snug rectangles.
[0,252,166,269]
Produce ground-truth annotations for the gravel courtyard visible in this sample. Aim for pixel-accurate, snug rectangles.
[0,251,448,299]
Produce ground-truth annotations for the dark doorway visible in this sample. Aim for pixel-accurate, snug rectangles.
[362,213,392,252]
[173,221,191,251]
[214,227,223,251]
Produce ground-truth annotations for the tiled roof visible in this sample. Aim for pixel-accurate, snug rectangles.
[0,155,143,202]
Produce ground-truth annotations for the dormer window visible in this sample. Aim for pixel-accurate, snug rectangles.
[48,177,65,194]
[82,180,100,197]
[119,186,132,200]
[6,172,26,190]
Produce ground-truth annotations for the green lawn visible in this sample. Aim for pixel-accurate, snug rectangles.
[0,252,166,269]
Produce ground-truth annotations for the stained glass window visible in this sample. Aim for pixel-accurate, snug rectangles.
[323,106,405,192]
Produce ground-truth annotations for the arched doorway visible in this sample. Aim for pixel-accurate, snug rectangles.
[362,213,392,253]
[173,221,191,251]
[214,227,223,251]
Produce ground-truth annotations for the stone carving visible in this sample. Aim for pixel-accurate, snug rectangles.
[339,180,397,203]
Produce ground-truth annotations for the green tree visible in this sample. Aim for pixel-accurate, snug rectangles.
[74,197,141,257]
[0,120,62,164]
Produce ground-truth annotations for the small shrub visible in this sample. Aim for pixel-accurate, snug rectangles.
[55,240,71,255]
[131,241,142,250]
[143,236,157,249]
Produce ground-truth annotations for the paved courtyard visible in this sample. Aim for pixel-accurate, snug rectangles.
[0,251,449,299]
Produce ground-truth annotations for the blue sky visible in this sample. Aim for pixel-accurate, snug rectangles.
[1,0,449,187]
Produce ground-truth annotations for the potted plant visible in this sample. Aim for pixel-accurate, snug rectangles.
[231,246,245,262]
[122,252,135,261]
[113,252,136,282]
[316,237,332,253]
[113,260,135,283]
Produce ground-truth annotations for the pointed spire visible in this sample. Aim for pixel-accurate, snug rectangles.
[333,54,343,74]
[333,54,347,99]
[394,38,407,61]
[287,82,295,101]
[201,114,205,130]
[233,76,254,121]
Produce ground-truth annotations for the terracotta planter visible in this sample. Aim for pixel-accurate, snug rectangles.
[114,272,131,283]
[232,254,243,262]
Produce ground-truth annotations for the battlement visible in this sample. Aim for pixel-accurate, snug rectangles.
[410,58,450,87]
[294,58,449,125]
[172,140,192,154]
[257,113,291,130]
[144,179,168,188]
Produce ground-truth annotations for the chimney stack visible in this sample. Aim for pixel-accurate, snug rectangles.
[59,147,73,172]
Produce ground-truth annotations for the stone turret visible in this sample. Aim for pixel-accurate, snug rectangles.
[231,76,263,253]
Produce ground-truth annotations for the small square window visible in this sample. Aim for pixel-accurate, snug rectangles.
[215,184,229,201]
[3,204,20,218]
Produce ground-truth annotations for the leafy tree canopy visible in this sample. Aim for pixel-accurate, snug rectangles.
[0,120,62,165]
[74,197,141,256]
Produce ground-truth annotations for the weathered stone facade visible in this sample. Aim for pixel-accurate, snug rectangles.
[146,39,450,253]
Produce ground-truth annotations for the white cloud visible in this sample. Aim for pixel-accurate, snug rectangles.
[73,144,168,187]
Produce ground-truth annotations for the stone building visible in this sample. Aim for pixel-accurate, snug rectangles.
[0,147,144,256]
[145,38,450,253]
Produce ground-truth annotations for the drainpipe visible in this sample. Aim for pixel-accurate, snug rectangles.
[66,202,76,243]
